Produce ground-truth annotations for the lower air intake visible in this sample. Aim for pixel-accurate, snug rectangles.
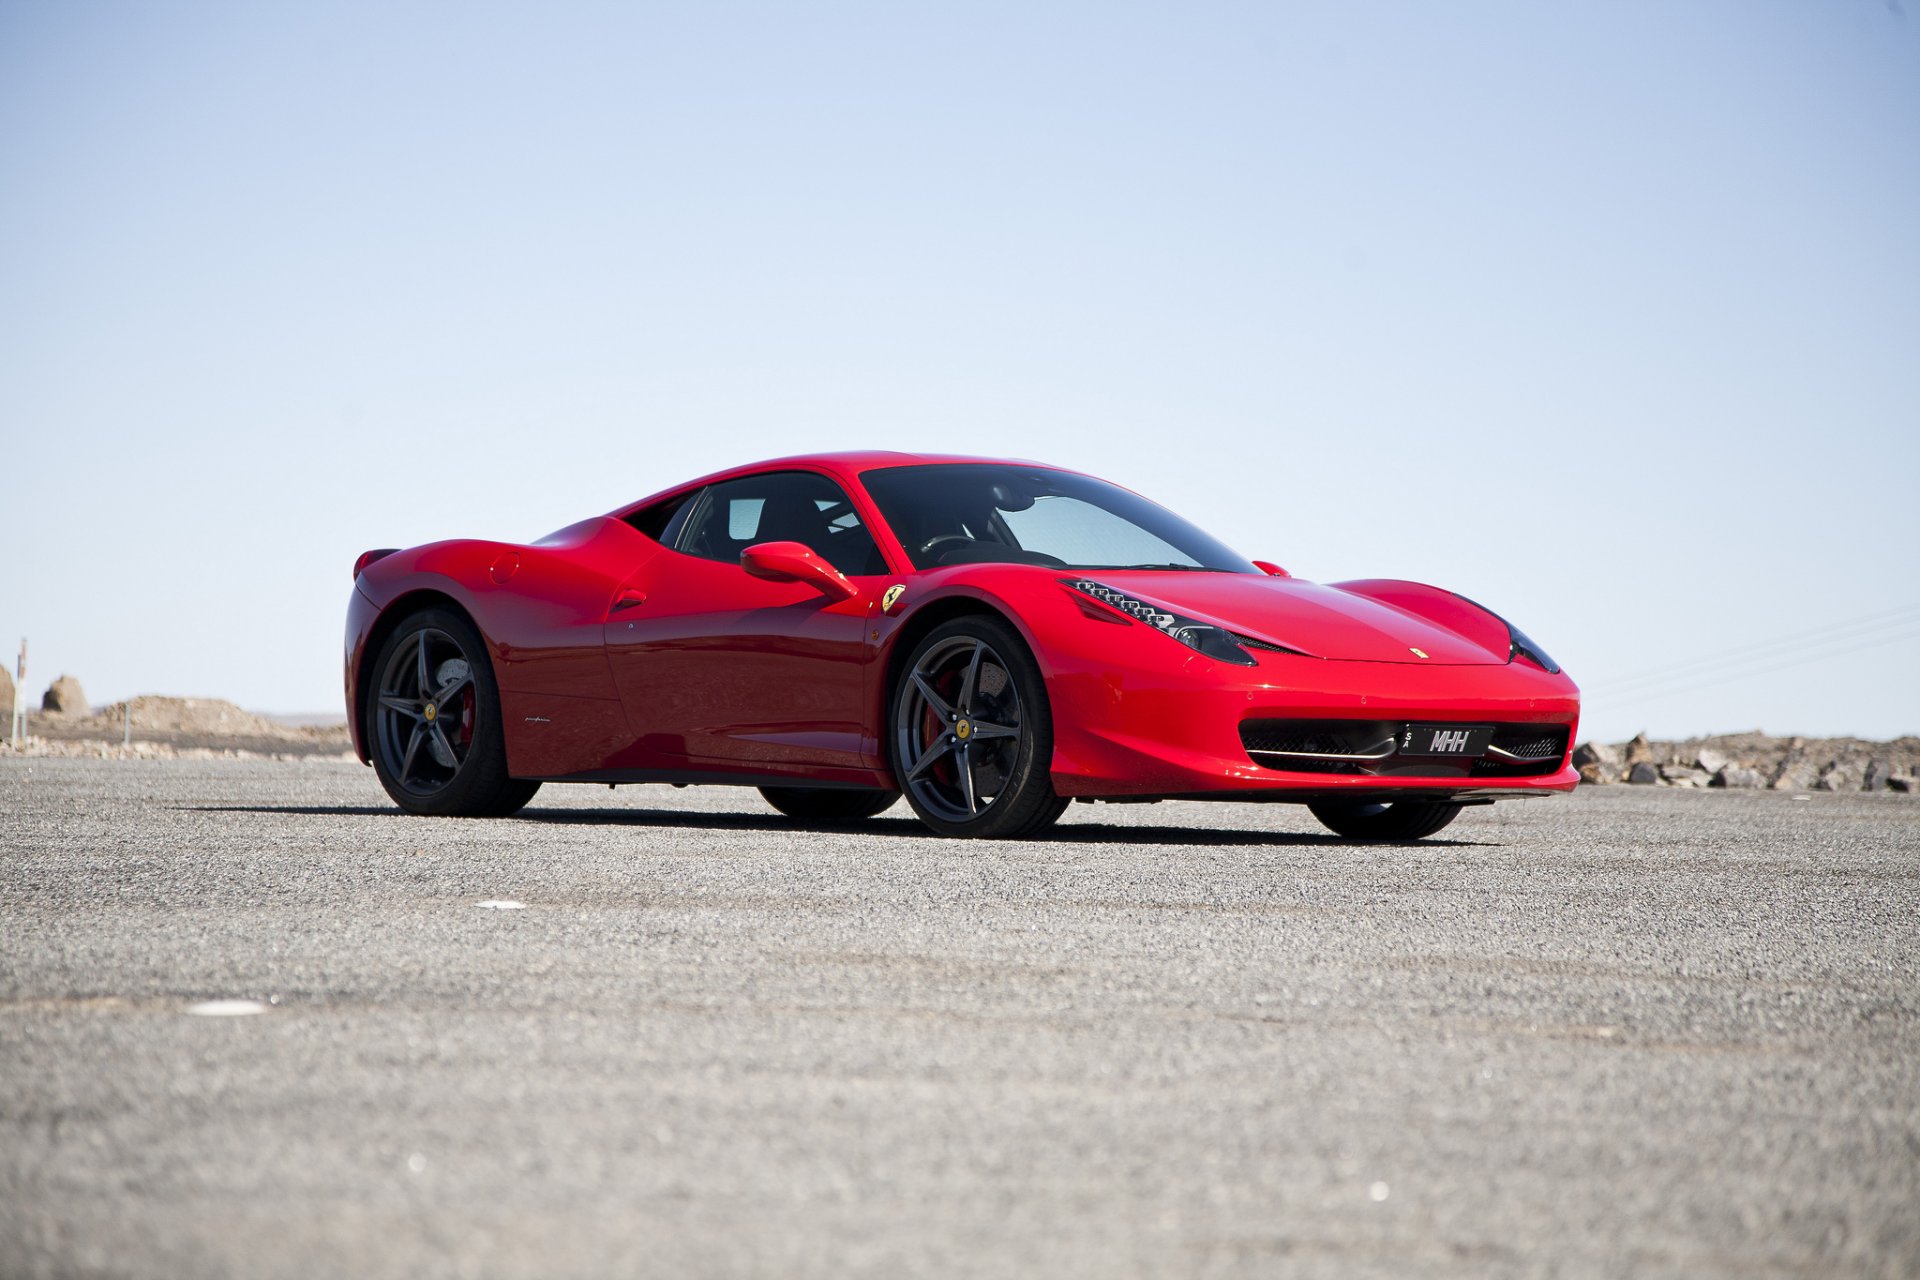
[1239,720,1569,778]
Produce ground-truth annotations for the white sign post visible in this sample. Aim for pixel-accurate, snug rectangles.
[10,639,24,747]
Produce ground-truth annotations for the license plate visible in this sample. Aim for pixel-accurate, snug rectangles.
[1399,724,1494,757]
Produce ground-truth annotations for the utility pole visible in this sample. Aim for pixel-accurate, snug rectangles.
[10,638,24,747]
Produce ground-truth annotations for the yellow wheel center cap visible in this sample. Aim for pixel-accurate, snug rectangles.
[956,719,971,740]
[423,703,438,723]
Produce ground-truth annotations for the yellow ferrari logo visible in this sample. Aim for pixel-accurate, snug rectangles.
[881,584,906,612]
[423,702,438,722]
[956,720,972,740]
[1409,648,1428,660]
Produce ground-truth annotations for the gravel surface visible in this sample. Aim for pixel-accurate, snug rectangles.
[3,760,1916,1279]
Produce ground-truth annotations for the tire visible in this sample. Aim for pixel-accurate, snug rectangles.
[759,786,900,823]
[1307,798,1463,841]
[890,616,1069,839]
[366,607,540,817]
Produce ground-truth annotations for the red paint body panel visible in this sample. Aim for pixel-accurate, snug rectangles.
[602,547,881,772]
[345,452,1581,806]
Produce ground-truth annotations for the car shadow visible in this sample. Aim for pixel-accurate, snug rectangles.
[176,804,1492,848]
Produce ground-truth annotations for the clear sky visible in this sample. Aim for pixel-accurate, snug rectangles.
[2,2,1916,743]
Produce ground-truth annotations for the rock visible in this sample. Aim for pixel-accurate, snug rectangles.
[41,674,88,717]
[1694,747,1731,775]
[1659,763,1711,787]
[1770,757,1817,791]
[1624,734,1654,767]
[1890,774,1916,794]
[0,662,12,716]
[1815,762,1854,792]
[1572,741,1621,769]
[1714,766,1765,789]
[1572,741,1619,784]
[1628,762,1660,785]
[1864,759,1891,792]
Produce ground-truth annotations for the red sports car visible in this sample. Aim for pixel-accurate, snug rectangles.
[345,452,1578,840]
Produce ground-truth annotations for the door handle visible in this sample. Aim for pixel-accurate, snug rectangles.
[610,589,647,614]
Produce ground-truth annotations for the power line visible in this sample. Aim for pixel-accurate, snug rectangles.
[1586,623,1920,712]
[1592,601,1920,689]
[1585,602,1920,696]
[1596,617,1920,699]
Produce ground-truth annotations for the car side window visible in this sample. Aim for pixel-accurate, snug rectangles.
[672,472,888,576]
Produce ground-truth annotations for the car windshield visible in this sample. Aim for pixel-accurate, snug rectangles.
[860,463,1259,573]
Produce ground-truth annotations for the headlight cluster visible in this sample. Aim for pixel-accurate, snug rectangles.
[1507,624,1560,674]
[1065,579,1260,665]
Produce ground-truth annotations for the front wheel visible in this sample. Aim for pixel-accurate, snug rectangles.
[759,786,900,823]
[367,608,540,817]
[890,617,1068,839]
[1307,798,1463,841]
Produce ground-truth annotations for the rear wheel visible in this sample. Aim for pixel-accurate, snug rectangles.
[1307,798,1462,841]
[367,608,540,817]
[890,617,1068,839]
[759,786,899,823]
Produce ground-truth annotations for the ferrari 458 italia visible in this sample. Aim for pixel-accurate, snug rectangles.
[345,452,1579,840]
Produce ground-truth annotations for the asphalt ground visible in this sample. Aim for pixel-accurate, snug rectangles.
[2,759,1916,1279]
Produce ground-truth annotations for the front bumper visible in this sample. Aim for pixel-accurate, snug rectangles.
[1043,645,1580,800]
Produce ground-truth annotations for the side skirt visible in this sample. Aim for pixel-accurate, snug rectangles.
[527,767,896,791]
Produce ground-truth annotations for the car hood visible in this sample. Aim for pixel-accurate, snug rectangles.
[1089,571,1510,665]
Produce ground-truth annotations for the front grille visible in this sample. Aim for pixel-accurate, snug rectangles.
[1239,720,1397,759]
[1240,719,1569,778]
[1473,725,1571,777]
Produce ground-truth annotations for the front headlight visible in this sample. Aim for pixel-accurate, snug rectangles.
[1507,624,1560,674]
[1064,579,1259,665]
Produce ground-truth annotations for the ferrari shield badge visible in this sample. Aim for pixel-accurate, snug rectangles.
[881,584,906,613]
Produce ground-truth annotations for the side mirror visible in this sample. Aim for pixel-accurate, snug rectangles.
[1253,560,1291,578]
[741,541,859,600]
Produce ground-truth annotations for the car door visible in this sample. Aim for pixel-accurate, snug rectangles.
[602,470,892,773]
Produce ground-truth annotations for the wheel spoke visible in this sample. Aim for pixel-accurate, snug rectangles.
[379,694,423,720]
[415,633,431,695]
[967,718,1019,741]
[432,672,472,706]
[957,641,984,712]
[955,744,978,814]
[910,671,953,721]
[399,725,424,782]
[906,733,955,781]
[429,723,459,769]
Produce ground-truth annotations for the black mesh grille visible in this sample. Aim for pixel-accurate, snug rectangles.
[1239,721,1396,758]
[1495,732,1565,759]
[1472,726,1571,777]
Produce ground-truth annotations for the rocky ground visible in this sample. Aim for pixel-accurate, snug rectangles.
[4,695,352,761]
[1572,732,1919,794]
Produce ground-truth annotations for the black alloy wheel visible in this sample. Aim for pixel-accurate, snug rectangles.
[759,786,901,823]
[1306,798,1463,841]
[891,617,1069,838]
[368,608,540,817]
